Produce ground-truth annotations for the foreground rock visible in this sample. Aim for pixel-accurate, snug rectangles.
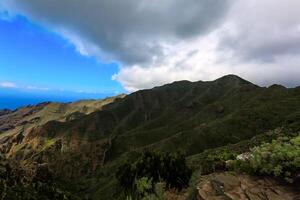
[196,172,299,200]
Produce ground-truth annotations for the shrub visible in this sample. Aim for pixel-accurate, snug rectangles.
[0,156,77,200]
[116,151,191,197]
[136,177,153,198]
[141,182,166,200]
[189,149,237,175]
[234,134,300,183]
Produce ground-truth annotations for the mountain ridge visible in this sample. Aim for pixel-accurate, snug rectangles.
[1,75,300,199]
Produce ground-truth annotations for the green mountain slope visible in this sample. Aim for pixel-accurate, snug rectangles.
[1,75,300,199]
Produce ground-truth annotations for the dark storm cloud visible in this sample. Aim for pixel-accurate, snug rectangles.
[3,0,231,65]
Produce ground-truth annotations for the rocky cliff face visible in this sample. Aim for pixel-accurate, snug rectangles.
[196,172,299,200]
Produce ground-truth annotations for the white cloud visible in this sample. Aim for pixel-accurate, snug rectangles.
[0,81,51,91]
[0,82,17,88]
[112,30,229,91]
[25,85,50,91]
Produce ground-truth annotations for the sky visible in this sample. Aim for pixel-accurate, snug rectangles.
[1,0,300,109]
[0,11,124,108]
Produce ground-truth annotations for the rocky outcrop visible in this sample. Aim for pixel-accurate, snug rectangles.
[196,172,299,200]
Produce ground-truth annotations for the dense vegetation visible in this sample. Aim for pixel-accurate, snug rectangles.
[185,128,299,199]
[0,156,77,200]
[187,128,294,175]
[116,151,191,199]
[233,134,300,183]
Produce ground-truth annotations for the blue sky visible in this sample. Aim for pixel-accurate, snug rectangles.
[0,14,125,109]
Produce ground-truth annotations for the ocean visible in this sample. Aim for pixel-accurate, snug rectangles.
[0,91,114,110]
[0,96,74,110]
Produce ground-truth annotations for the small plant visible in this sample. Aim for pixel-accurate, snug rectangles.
[141,182,166,200]
[136,177,153,198]
[186,169,202,200]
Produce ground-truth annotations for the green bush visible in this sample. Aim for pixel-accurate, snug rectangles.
[234,134,300,183]
[141,181,166,200]
[189,149,237,175]
[136,177,153,198]
[116,151,191,197]
[0,156,77,200]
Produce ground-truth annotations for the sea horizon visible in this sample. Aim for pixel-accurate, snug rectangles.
[0,90,116,110]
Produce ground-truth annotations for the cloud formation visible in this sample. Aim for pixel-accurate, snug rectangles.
[2,0,300,91]
[0,81,50,90]
[220,0,300,62]
[1,0,230,64]
[0,82,17,88]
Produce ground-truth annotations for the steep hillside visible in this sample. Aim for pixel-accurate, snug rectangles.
[1,75,300,199]
[0,95,125,171]
[0,94,125,133]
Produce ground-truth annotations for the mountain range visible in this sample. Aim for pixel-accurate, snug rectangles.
[0,75,299,199]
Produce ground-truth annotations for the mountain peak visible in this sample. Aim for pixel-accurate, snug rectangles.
[214,74,253,85]
[154,75,249,91]
[216,74,246,81]
[268,84,286,90]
